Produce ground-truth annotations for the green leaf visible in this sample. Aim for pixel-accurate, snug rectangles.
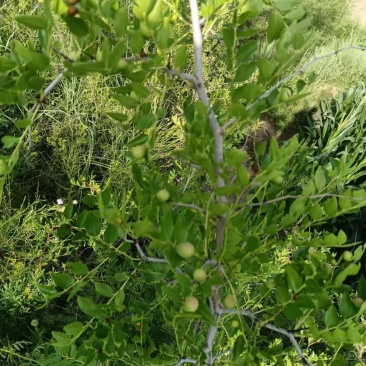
[285,265,302,292]
[274,0,302,11]
[339,190,353,211]
[246,236,261,251]
[302,180,316,196]
[104,224,119,244]
[112,94,140,109]
[236,41,257,64]
[309,203,323,221]
[129,30,145,54]
[289,199,304,215]
[0,56,17,72]
[324,305,340,327]
[64,322,84,336]
[51,273,73,289]
[38,285,58,296]
[339,292,357,319]
[127,134,148,147]
[353,245,364,261]
[77,296,96,315]
[114,6,128,37]
[115,272,129,282]
[16,15,48,30]
[335,263,360,286]
[232,335,245,360]
[64,16,89,37]
[324,233,337,246]
[114,289,125,306]
[1,136,19,149]
[57,224,71,239]
[52,331,71,346]
[322,197,338,217]
[134,220,154,236]
[84,211,101,236]
[314,167,326,191]
[276,285,291,304]
[106,112,129,121]
[67,262,89,276]
[337,230,347,245]
[234,62,257,83]
[26,53,50,72]
[94,282,114,297]
[357,275,366,300]
[267,13,284,43]
[64,199,74,220]
[82,195,97,208]
[15,119,31,129]
[174,45,188,70]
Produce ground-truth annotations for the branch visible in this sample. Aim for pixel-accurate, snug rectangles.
[134,242,168,264]
[174,359,197,366]
[189,0,227,255]
[245,193,366,207]
[219,308,313,366]
[189,0,225,192]
[225,45,366,129]
[28,71,65,151]
[170,202,206,213]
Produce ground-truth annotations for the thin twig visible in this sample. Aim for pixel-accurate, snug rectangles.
[225,45,366,129]
[246,193,366,207]
[171,202,205,213]
[28,71,65,151]
[174,358,198,366]
[134,242,168,264]
[189,0,227,263]
[219,308,313,366]
[52,46,74,63]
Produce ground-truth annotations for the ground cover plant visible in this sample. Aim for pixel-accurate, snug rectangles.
[2,0,366,365]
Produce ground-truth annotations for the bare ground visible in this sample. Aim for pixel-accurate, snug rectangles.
[350,0,366,26]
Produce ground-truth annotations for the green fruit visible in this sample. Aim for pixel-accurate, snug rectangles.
[342,251,353,262]
[231,320,240,328]
[0,160,7,176]
[146,0,163,28]
[31,319,39,327]
[263,0,271,4]
[223,294,237,309]
[279,87,292,102]
[272,176,283,184]
[353,297,364,308]
[132,145,145,159]
[323,263,333,275]
[183,296,199,312]
[176,242,195,258]
[117,59,128,70]
[193,268,207,282]
[156,189,170,202]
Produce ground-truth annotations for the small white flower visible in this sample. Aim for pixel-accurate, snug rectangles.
[73,200,78,205]
[56,199,64,205]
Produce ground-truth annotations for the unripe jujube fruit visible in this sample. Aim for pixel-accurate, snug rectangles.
[176,242,195,258]
[193,268,207,282]
[183,296,199,312]
[223,294,237,308]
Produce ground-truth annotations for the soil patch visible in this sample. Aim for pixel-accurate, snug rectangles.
[350,0,366,27]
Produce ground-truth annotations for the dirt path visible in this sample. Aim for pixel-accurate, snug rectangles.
[350,0,366,27]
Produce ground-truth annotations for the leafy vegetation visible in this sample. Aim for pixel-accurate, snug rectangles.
[1,0,366,365]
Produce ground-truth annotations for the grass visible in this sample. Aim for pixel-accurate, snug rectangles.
[274,0,366,126]
[1,0,366,364]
